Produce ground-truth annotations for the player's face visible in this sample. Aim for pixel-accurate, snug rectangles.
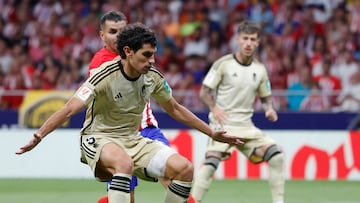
[100,20,127,53]
[236,32,259,57]
[130,44,157,75]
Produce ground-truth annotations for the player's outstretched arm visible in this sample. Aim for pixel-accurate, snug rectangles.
[15,97,86,155]
[159,98,243,146]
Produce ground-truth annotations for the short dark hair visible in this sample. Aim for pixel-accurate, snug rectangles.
[116,23,157,59]
[237,20,261,37]
[100,11,127,29]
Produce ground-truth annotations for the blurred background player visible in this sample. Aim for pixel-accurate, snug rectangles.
[190,20,285,203]
[88,11,170,203]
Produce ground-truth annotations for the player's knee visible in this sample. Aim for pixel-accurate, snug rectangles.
[167,155,194,181]
[264,145,282,162]
[265,146,284,167]
[101,144,134,174]
[204,156,221,170]
[177,158,194,180]
[114,158,133,174]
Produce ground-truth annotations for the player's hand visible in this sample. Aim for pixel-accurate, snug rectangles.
[212,106,228,125]
[265,108,278,122]
[211,131,244,146]
[15,133,42,155]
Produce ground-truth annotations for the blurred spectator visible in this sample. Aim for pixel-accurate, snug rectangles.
[286,51,310,88]
[175,71,204,111]
[0,37,13,74]
[156,42,183,73]
[286,66,313,111]
[35,55,61,90]
[183,26,208,57]
[303,0,334,24]
[161,9,181,46]
[1,59,27,109]
[248,0,274,34]
[335,66,360,111]
[299,81,331,111]
[79,49,94,78]
[0,69,6,109]
[308,35,328,73]
[331,49,359,90]
[33,0,63,25]
[313,55,342,106]
[183,55,207,85]
[164,61,183,90]
[348,1,360,34]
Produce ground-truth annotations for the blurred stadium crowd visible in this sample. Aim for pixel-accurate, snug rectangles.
[0,0,359,112]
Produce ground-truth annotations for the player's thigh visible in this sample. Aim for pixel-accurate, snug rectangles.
[164,153,193,180]
[98,142,133,173]
[81,135,133,181]
[206,135,235,160]
[241,136,275,163]
[132,140,175,181]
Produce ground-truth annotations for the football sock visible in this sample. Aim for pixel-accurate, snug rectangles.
[191,164,217,203]
[164,180,192,203]
[268,153,285,203]
[108,173,131,203]
[97,195,108,203]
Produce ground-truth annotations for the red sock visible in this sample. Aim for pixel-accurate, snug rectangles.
[97,195,108,203]
[188,194,195,203]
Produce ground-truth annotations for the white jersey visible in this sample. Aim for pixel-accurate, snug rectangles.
[75,60,172,137]
[202,54,271,125]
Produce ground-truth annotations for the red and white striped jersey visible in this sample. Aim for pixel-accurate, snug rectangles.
[139,100,159,130]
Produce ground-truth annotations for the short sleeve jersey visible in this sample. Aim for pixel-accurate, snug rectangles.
[202,54,272,125]
[76,60,172,137]
[88,47,159,129]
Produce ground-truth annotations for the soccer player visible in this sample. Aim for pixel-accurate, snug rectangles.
[15,23,243,203]
[190,20,285,203]
[88,11,170,203]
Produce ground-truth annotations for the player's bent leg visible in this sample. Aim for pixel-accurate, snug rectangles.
[98,175,137,203]
[264,145,285,203]
[164,154,193,203]
[141,127,171,189]
[191,153,221,203]
[144,146,192,203]
[97,143,134,203]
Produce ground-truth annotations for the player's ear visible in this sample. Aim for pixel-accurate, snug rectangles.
[99,30,105,40]
[123,46,132,57]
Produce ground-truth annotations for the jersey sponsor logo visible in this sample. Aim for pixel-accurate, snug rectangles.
[163,80,172,94]
[77,86,93,101]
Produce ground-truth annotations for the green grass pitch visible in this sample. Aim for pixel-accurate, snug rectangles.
[0,179,359,203]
